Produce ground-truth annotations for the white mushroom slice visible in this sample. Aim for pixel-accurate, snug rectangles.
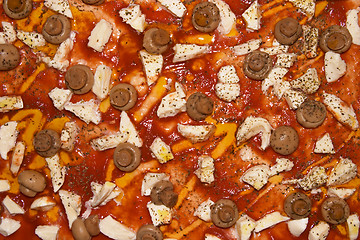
[347,214,360,240]
[91,132,128,151]
[157,82,186,118]
[90,181,117,207]
[120,111,143,147]
[242,0,261,31]
[35,225,59,240]
[60,121,79,152]
[0,22,16,44]
[194,155,215,184]
[217,65,240,83]
[92,65,112,100]
[194,198,214,222]
[88,19,113,52]
[16,30,46,48]
[290,68,320,94]
[30,196,56,211]
[327,157,357,186]
[44,0,73,18]
[275,53,297,68]
[287,218,308,237]
[48,88,72,111]
[231,39,262,56]
[284,89,307,110]
[302,25,318,58]
[241,165,270,190]
[173,44,209,63]
[45,154,65,193]
[327,187,356,199]
[346,9,360,45]
[288,0,315,19]
[2,195,25,215]
[209,0,236,34]
[254,211,290,233]
[140,50,163,86]
[324,51,346,83]
[10,141,25,175]
[284,166,327,191]
[308,221,329,240]
[236,116,272,150]
[64,99,101,125]
[150,137,174,164]
[158,0,187,18]
[119,4,146,32]
[314,133,335,154]
[99,215,136,240]
[59,190,81,228]
[235,214,256,240]
[0,180,10,192]
[0,96,23,113]
[177,123,215,143]
[147,202,172,226]
[0,218,21,236]
[269,158,294,176]
[0,121,18,160]
[215,83,240,102]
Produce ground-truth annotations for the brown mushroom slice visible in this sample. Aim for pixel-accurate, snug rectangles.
[274,18,302,45]
[65,65,94,95]
[186,92,214,121]
[113,143,141,172]
[72,218,91,240]
[3,0,32,19]
[270,126,299,155]
[150,180,178,208]
[243,51,272,80]
[210,199,239,228]
[82,0,104,5]
[319,25,352,54]
[136,224,163,240]
[0,44,21,71]
[296,100,326,129]
[110,83,137,111]
[33,129,61,158]
[284,192,312,219]
[192,2,220,33]
[18,170,46,197]
[321,197,350,225]
[84,215,100,236]
[143,28,171,55]
[42,14,71,45]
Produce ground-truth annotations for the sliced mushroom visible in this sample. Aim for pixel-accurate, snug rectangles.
[33,129,61,158]
[243,51,272,80]
[71,218,91,240]
[296,100,326,128]
[319,25,352,53]
[113,143,141,172]
[0,44,21,71]
[42,14,71,44]
[150,180,178,208]
[270,126,299,155]
[110,83,137,111]
[84,215,100,236]
[3,0,32,19]
[321,197,350,225]
[143,28,171,55]
[82,0,104,5]
[136,224,163,240]
[186,92,214,121]
[274,18,302,45]
[65,65,94,95]
[192,2,220,33]
[284,192,312,219]
[210,199,239,228]
[18,170,46,197]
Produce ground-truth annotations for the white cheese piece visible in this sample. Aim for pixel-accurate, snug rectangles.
[288,0,315,19]
[236,116,272,150]
[177,123,215,143]
[314,133,335,154]
[204,234,222,240]
[147,202,172,226]
[64,99,101,125]
[91,132,128,151]
[35,225,59,240]
[0,180,10,192]
[2,195,24,215]
[0,121,18,160]
[242,0,261,31]
[0,218,21,236]
[158,0,186,18]
[284,89,307,110]
[173,44,208,63]
[99,215,136,240]
[290,68,320,94]
[119,4,146,33]
[194,199,214,222]
[92,65,112,100]
[217,65,240,84]
[269,158,294,176]
[287,218,308,237]
[347,214,360,240]
[0,96,23,113]
[44,0,73,18]
[0,22,16,44]
[48,88,72,110]
[297,166,327,191]
[45,154,65,193]
[232,39,262,56]
[140,50,163,86]
[30,196,56,211]
[273,78,292,101]
[241,165,270,190]
[59,190,81,228]
[275,53,297,68]
[60,121,78,152]
[141,173,170,196]
[260,45,289,55]
[346,9,360,45]
[16,30,45,48]
[209,0,236,34]
[194,155,215,184]
[254,211,290,232]
[90,181,116,207]
[150,137,174,164]
[308,221,329,240]
[215,83,240,102]
[157,82,186,118]
[324,51,346,83]
[261,67,289,98]
[120,111,143,147]
[10,141,25,175]
[322,92,359,130]
[88,19,113,52]
[327,157,357,186]
[235,214,256,240]
[328,187,356,199]
[302,25,318,58]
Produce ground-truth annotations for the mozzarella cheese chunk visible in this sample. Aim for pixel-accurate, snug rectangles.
[173,44,209,63]
[141,173,170,196]
[65,99,101,124]
[157,82,186,118]
[194,199,214,222]
[92,65,112,100]
[147,202,172,226]
[60,121,78,152]
[194,155,215,184]
[0,218,21,236]
[260,45,289,55]
[284,89,307,110]
[290,68,320,94]
[16,30,45,48]
[346,9,360,45]
[235,214,256,240]
[287,218,308,237]
[120,111,143,147]
[309,221,329,240]
[90,181,117,207]
[0,121,18,160]
[35,225,59,240]
[347,214,360,240]
[302,25,318,58]
[177,123,215,143]
[232,39,262,56]
[150,137,174,164]
[269,158,294,176]
[140,50,163,86]
[254,211,290,233]
[289,0,315,19]
[44,0,73,18]
[0,96,23,113]
[314,133,335,154]
[324,51,346,83]
[0,180,10,192]
[327,157,357,186]
[0,22,16,44]
[217,65,240,84]
[59,190,81,228]
[205,234,222,240]
[30,196,56,211]
[88,19,113,52]
[236,116,272,150]
[322,92,359,130]
[262,67,289,98]
[239,144,261,162]
[48,88,72,110]
[241,165,270,190]
[119,4,146,32]
[297,166,327,191]
[100,215,136,240]
[275,53,297,68]
[242,0,261,31]
[328,187,356,199]
[215,83,240,102]
[91,132,128,151]
[3,195,24,215]
[10,141,25,175]
[45,154,65,193]
[209,0,236,34]
[158,0,186,18]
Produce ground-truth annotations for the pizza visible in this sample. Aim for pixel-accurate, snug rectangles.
[0,0,360,239]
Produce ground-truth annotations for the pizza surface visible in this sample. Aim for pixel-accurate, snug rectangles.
[0,0,360,239]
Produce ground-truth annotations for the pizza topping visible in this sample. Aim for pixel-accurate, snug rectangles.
[0,96,23,112]
[235,214,256,240]
[92,64,111,100]
[150,137,174,164]
[42,14,71,45]
[314,133,335,154]
[288,0,315,19]
[302,25,318,58]
[321,197,350,225]
[270,126,299,155]
[275,53,297,68]
[82,0,103,6]
[0,180,10,192]
[243,50,272,80]
[110,83,137,111]
[48,88,72,110]
[64,99,101,124]
[119,4,146,33]
[71,218,91,240]
[0,121,18,160]
[65,65,94,95]
[173,43,209,63]
[3,198,25,216]
[274,18,302,45]
[324,51,346,83]
[284,192,311,219]
[90,182,122,207]
[192,2,220,33]
[113,142,141,172]
[269,157,294,176]
[44,0,73,18]
[242,0,261,31]
[18,170,46,197]
[320,25,352,54]
[0,218,21,236]
[59,190,82,228]
[186,92,213,121]
[99,215,136,240]
[241,165,270,190]
[287,218,308,237]
[136,224,163,240]
[194,155,215,184]
[327,157,357,187]
[35,225,59,240]
[346,9,360,46]
[141,173,170,196]
[254,211,290,233]
[150,180,177,208]
[84,215,100,236]
[157,82,186,118]
[120,111,143,147]
[284,166,327,191]
[0,22,16,44]
[143,28,170,55]
[296,100,326,129]
[30,196,56,211]
[290,68,320,94]
[210,199,238,228]
[177,123,215,143]
[3,0,32,19]
[0,44,20,71]
[140,50,163,86]
[347,214,360,240]
[147,202,172,226]
[262,67,290,98]
[88,19,113,52]
[91,132,128,151]
[33,129,60,158]
[232,39,262,56]
[215,83,240,102]
[328,187,356,199]
[284,89,307,110]
[194,198,214,222]
[209,0,235,35]
[17,30,46,48]
[45,154,66,193]
[60,121,78,152]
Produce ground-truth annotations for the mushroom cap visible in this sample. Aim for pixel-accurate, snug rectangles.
[284,192,312,219]
[274,17,302,45]
[3,0,32,19]
[186,92,214,121]
[143,28,171,55]
[270,126,299,155]
[210,199,239,228]
[18,170,46,197]
[82,0,104,5]
[110,83,138,111]
[113,143,141,172]
[33,129,61,158]
[65,65,94,95]
[72,218,91,240]
[150,180,178,208]
[42,14,71,45]
[321,197,350,225]
[296,100,327,129]
[0,44,21,71]
[192,2,220,33]
[136,224,163,240]
[243,51,272,80]
[84,215,100,236]
[319,25,352,53]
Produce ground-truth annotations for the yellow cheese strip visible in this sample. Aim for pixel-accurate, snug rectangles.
[174,175,197,209]
[172,140,194,153]
[46,206,60,223]
[0,116,10,125]
[260,0,284,10]
[315,1,328,17]
[100,97,111,113]
[263,3,294,18]
[0,164,19,194]
[180,34,214,45]
[19,63,46,94]
[105,160,116,182]
[337,225,347,236]
[28,155,46,169]
[211,123,237,159]
[164,219,204,239]
[45,117,70,132]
